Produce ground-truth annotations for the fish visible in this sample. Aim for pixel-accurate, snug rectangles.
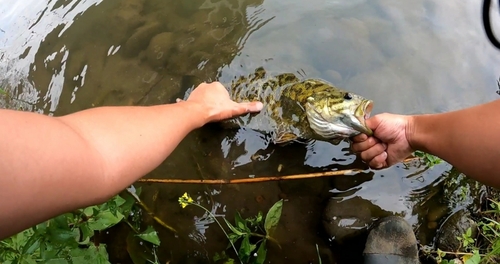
[189,67,373,145]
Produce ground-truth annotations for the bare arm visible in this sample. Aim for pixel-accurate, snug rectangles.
[0,82,262,239]
[408,99,500,188]
[351,99,500,189]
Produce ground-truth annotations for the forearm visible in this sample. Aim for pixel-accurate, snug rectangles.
[409,99,500,188]
[0,101,207,238]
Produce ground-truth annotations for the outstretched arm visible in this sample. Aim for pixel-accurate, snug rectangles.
[351,99,500,189]
[408,99,500,188]
[0,82,262,239]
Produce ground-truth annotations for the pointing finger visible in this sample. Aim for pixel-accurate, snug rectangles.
[238,101,263,113]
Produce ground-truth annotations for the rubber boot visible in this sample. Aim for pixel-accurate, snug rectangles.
[363,216,419,264]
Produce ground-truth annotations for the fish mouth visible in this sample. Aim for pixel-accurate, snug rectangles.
[353,99,374,136]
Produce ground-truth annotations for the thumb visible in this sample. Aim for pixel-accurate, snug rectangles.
[365,114,385,131]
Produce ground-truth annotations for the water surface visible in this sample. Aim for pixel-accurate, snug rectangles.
[1,0,499,263]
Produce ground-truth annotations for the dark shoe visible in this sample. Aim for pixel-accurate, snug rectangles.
[363,216,419,264]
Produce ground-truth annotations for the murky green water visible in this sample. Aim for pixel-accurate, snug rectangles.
[1,0,500,263]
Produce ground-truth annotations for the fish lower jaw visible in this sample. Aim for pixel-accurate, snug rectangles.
[310,122,360,139]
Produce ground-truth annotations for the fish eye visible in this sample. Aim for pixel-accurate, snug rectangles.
[343,93,352,100]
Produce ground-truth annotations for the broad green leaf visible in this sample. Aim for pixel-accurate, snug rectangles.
[136,226,161,246]
[87,211,124,231]
[83,206,97,217]
[224,218,245,236]
[255,240,267,264]
[79,223,94,243]
[238,235,252,262]
[51,215,70,230]
[112,195,127,207]
[464,251,481,264]
[120,192,137,215]
[125,232,157,264]
[44,244,110,264]
[264,199,283,237]
[35,222,47,233]
[47,227,79,246]
[106,199,118,216]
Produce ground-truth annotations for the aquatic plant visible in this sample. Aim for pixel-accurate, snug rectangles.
[414,150,442,167]
[179,192,283,264]
[0,187,161,263]
[422,197,500,264]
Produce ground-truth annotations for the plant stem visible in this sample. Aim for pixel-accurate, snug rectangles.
[126,189,177,233]
[247,232,280,248]
[430,250,486,257]
[190,203,243,264]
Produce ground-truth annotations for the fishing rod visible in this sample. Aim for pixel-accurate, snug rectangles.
[483,0,500,49]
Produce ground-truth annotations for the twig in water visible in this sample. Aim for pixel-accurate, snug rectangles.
[126,188,178,233]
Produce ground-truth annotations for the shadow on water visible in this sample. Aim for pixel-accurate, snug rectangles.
[1,0,500,263]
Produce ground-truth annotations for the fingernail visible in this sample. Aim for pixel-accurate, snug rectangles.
[382,143,388,150]
[251,102,263,111]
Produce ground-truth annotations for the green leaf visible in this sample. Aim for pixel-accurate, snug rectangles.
[82,206,98,217]
[224,218,245,236]
[465,250,481,264]
[21,235,41,255]
[87,211,124,231]
[465,227,470,236]
[20,257,38,264]
[0,88,6,95]
[235,212,249,232]
[79,223,94,243]
[238,236,252,262]
[256,211,263,224]
[227,233,242,249]
[264,199,283,237]
[44,244,110,264]
[112,195,127,207]
[47,227,79,246]
[136,226,161,246]
[255,240,267,264]
[120,192,137,215]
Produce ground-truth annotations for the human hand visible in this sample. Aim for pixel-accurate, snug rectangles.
[177,82,263,123]
[350,113,414,169]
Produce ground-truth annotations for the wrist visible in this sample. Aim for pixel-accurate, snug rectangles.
[405,114,427,152]
[175,100,211,128]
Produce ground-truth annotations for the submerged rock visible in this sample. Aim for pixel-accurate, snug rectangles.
[435,209,478,252]
[322,196,392,244]
[146,32,176,69]
[123,21,165,58]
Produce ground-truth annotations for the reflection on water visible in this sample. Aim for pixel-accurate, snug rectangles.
[1,0,500,263]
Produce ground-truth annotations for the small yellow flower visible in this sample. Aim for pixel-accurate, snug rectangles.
[178,192,194,208]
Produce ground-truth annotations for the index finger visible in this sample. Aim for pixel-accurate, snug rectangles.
[351,133,368,143]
